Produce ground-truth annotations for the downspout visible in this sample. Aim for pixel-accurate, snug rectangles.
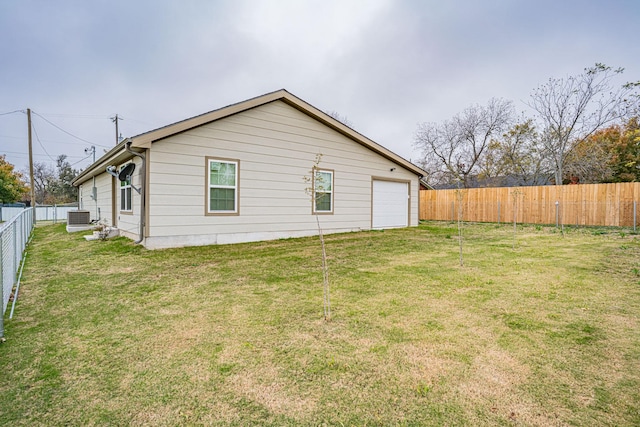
[125,142,146,244]
[93,176,97,220]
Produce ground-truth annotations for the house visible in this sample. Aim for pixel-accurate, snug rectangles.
[71,89,427,249]
[419,178,434,191]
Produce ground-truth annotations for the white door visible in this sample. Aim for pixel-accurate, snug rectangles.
[372,180,409,229]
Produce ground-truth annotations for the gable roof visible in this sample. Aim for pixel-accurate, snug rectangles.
[73,89,426,185]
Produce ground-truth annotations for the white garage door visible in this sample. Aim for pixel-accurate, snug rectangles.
[372,180,409,229]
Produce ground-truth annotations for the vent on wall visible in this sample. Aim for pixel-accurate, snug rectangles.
[68,210,91,225]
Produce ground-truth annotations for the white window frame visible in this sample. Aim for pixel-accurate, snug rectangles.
[119,164,132,212]
[313,168,334,214]
[206,157,239,215]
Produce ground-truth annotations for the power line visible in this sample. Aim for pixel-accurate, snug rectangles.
[31,111,111,149]
[0,133,105,147]
[37,113,108,119]
[70,153,93,167]
[0,109,24,116]
[0,150,85,159]
[30,121,56,162]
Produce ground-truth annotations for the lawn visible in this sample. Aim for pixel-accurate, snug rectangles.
[1,222,639,426]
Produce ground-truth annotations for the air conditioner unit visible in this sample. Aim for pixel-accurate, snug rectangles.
[68,210,91,225]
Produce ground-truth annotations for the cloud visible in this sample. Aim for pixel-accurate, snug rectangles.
[0,0,639,169]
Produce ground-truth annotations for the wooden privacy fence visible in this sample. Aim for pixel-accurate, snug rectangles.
[419,182,640,227]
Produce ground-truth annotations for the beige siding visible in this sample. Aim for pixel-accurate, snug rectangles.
[78,173,114,224]
[95,173,113,225]
[115,156,143,240]
[146,100,419,248]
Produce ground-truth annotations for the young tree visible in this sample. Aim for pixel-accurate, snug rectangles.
[528,63,640,185]
[414,98,514,188]
[455,185,465,267]
[303,154,331,321]
[510,189,523,249]
[0,155,28,204]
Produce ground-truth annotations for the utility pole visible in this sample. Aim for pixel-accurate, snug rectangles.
[27,108,36,223]
[84,146,96,163]
[111,114,122,145]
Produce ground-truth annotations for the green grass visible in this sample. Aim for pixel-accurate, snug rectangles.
[1,221,640,426]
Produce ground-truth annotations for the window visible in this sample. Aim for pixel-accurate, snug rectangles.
[120,164,132,212]
[313,169,333,213]
[207,158,238,214]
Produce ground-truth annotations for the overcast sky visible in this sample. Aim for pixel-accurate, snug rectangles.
[1,0,639,173]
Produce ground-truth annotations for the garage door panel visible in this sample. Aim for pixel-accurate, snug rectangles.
[372,180,408,228]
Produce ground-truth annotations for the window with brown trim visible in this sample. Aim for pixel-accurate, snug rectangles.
[313,169,333,213]
[207,158,238,214]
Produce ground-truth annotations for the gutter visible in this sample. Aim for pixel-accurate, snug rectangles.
[125,142,146,244]
[72,139,129,186]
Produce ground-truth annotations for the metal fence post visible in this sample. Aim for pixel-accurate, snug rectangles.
[451,201,455,222]
[13,222,18,277]
[634,201,637,233]
[497,201,501,224]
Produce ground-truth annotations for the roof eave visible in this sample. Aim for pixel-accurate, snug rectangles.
[277,92,427,177]
[128,89,288,149]
[71,139,132,186]
[129,89,426,176]
[75,89,427,184]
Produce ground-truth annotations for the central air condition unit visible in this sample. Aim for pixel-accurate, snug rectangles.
[68,210,91,225]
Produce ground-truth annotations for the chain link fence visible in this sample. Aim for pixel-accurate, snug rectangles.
[1,208,35,338]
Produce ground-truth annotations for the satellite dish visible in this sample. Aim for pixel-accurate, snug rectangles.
[118,163,136,181]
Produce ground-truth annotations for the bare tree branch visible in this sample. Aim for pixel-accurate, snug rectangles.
[414,98,514,188]
[527,63,640,184]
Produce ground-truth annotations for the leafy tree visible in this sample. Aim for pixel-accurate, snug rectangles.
[52,155,78,203]
[414,98,514,188]
[564,125,618,183]
[479,120,551,186]
[563,117,640,183]
[0,155,28,204]
[30,162,57,204]
[26,155,79,204]
[609,117,640,182]
[528,63,640,185]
